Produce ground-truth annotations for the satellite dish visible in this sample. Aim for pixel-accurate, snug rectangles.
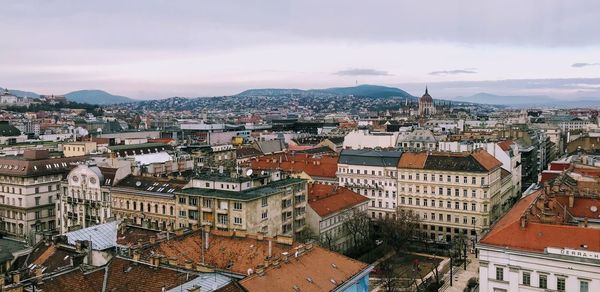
[135,181,141,187]
[591,206,598,213]
[246,169,253,176]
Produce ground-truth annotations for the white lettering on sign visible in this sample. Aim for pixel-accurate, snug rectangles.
[546,247,600,260]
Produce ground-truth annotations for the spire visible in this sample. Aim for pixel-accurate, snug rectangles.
[425,84,428,95]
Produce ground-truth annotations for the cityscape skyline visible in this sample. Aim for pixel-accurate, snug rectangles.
[2,0,600,99]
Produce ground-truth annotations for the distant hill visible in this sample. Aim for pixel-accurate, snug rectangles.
[238,84,416,99]
[0,87,40,98]
[64,90,134,105]
[454,92,555,105]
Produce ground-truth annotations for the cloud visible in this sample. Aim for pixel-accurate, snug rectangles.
[429,69,478,76]
[572,62,600,68]
[334,68,391,76]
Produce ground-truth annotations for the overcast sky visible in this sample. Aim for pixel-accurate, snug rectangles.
[1,0,600,100]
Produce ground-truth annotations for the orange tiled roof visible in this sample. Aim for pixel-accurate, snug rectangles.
[239,246,369,292]
[497,140,514,151]
[308,184,369,217]
[143,230,297,275]
[251,153,338,178]
[480,190,600,253]
[397,152,427,169]
[471,150,503,171]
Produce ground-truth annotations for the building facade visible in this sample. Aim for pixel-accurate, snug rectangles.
[337,150,401,219]
[0,150,84,241]
[176,171,308,238]
[396,150,507,243]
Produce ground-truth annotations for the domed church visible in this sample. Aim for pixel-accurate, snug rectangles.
[418,86,436,116]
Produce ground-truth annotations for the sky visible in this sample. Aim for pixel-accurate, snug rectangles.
[1,0,600,100]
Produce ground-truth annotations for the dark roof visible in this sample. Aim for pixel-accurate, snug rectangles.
[325,136,345,145]
[12,242,85,275]
[338,149,402,167]
[38,257,198,292]
[424,154,488,172]
[0,238,28,263]
[114,175,187,197]
[180,178,305,201]
[398,150,502,173]
[108,143,172,157]
[294,146,336,155]
[235,147,262,158]
[0,155,86,177]
[0,121,21,136]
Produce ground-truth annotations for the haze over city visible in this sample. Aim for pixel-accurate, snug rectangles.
[2,0,600,100]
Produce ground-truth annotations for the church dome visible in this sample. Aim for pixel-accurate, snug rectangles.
[420,87,433,103]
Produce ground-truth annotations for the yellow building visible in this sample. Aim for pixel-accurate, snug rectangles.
[62,142,97,157]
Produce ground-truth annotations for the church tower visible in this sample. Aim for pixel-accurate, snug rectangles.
[418,86,436,116]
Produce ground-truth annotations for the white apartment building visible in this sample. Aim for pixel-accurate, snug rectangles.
[58,163,129,233]
[479,188,600,292]
[396,150,508,243]
[342,130,400,150]
[337,149,402,219]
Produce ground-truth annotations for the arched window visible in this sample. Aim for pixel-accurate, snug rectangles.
[126,201,130,209]
[154,204,158,213]
[170,206,174,216]
[133,201,137,210]
[162,205,166,214]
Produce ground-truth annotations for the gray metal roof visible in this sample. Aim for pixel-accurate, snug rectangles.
[166,273,231,292]
[64,220,120,250]
[338,149,402,167]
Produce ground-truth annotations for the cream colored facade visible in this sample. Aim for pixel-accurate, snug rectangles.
[62,142,97,157]
[111,187,177,231]
[176,173,307,238]
[397,166,503,243]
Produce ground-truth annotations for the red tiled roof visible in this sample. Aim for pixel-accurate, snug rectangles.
[239,246,369,292]
[397,152,427,169]
[39,258,192,292]
[497,140,514,151]
[554,196,600,219]
[480,190,600,253]
[251,153,338,178]
[308,184,369,217]
[143,231,297,275]
[471,150,503,171]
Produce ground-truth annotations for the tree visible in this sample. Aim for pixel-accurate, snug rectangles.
[375,257,402,292]
[343,210,371,250]
[376,207,421,253]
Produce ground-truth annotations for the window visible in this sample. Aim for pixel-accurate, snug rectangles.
[471,177,476,184]
[557,277,565,292]
[233,202,242,210]
[495,267,504,281]
[261,197,268,207]
[178,197,186,204]
[261,210,268,220]
[35,196,41,206]
[234,217,242,225]
[580,281,589,292]
[179,210,186,217]
[539,275,547,289]
[471,203,476,211]
[522,272,530,286]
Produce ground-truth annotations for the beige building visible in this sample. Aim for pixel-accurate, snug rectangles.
[62,141,97,157]
[176,171,307,238]
[396,150,510,243]
[110,176,182,231]
[0,150,85,242]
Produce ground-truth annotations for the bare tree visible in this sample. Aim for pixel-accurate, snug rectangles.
[376,207,421,253]
[375,257,402,292]
[343,210,371,250]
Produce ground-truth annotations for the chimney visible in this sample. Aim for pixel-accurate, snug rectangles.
[256,265,265,276]
[11,271,20,284]
[281,252,289,263]
[75,240,83,252]
[520,216,527,229]
[168,257,178,266]
[568,193,574,208]
[184,260,193,270]
[584,217,589,227]
[149,236,156,245]
[133,250,141,261]
[268,240,272,258]
[137,238,144,248]
[34,265,44,280]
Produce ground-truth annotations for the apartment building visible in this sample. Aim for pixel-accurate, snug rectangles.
[57,163,129,233]
[176,170,307,238]
[478,185,600,292]
[111,176,184,231]
[337,149,401,219]
[0,150,84,241]
[396,150,508,243]
[62,141,97,157]
[306,184,369,252]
